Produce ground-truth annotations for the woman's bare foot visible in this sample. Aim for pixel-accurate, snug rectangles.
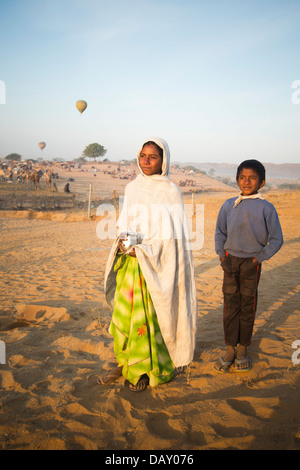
[97,365,123,385]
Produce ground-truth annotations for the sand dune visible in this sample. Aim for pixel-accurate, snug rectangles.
[0,187,299,450]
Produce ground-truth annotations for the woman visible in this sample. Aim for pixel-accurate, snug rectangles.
[100,137,197,392]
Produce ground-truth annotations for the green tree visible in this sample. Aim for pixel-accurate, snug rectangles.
[83,143,107,161]
[74,156,87,163]
[5,153,22,162]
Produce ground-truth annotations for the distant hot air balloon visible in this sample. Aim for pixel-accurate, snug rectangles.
[38,142,46,150]
[76,100,87,113]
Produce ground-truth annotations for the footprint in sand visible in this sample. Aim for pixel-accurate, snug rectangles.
[0,320,31,331]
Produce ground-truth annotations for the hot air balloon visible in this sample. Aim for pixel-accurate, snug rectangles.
[38,142,46,150]
[76,100,87,113]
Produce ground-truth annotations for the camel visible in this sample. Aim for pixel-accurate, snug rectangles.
[27,170,42,190]
[42,171,52,189]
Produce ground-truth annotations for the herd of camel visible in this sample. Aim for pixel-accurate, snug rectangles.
[15,169,48,189]
[0,165,59,191]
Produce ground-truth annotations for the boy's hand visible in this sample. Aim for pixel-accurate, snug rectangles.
[220,256,226,263]
[253,257,259,266]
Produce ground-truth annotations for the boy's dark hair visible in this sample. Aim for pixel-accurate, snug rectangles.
[236,159,266,183]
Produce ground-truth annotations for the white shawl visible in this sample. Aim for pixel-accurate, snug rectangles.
[104,137,197,367]
[233,191,265,208]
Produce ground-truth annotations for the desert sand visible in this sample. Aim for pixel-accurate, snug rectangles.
[0,165,299,450]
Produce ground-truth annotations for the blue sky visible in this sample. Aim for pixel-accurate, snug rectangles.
[0,0,299,164]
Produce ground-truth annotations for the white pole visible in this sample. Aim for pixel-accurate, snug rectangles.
[88,184,92,218]
[192,192,195,216]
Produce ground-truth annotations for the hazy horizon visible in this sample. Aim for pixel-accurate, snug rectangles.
[1,154,299,169]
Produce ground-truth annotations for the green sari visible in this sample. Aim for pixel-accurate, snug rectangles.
[109,253,175,387]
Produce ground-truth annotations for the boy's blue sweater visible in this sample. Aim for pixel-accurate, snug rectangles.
[215,197,283,263]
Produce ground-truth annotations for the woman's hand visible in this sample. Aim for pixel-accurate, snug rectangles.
[118,240,136,258]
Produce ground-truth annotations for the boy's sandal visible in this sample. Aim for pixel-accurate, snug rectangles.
[214,357,234,373]
[128,374,149,392]
[234,356,252,372]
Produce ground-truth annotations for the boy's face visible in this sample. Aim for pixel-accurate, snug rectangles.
[237,168,265,196]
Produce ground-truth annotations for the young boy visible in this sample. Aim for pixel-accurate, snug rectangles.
[214,159,283,372]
